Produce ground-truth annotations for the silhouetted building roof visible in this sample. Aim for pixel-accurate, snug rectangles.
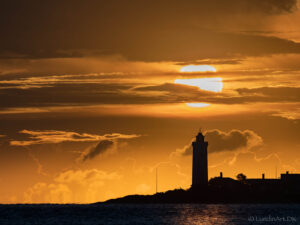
[209,177,240,190]
[281,172,300,183]
[245,178,281,186]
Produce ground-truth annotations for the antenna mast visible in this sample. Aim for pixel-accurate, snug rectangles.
[156,167,158,194]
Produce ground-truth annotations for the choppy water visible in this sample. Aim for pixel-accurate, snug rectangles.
[0,204,299,225]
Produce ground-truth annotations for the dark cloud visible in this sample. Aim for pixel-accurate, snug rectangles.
[205,129,263,153]
[204,86,300,105]
[80,140,114,162]
[236,87,300,102]
[134,83,214,96]
[0,0,298,61]
[176,129,263,156]
[133,84,300,105]
[1,81,300,111]
[0,82,218,110]
[206,87,300,104]
[176,59,243,66]
[0,83,137,109]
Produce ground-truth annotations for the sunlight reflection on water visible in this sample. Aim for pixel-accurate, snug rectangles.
[0,203,299,225]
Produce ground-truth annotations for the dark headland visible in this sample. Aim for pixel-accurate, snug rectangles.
[100,176,300,204]
[98,132,300,204]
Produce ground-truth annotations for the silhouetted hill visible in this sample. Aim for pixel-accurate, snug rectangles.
[99,178,300,204]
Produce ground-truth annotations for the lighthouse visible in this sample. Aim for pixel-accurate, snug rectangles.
[192,132,208,188]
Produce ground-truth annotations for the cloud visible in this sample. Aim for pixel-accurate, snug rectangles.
[54,169,120,184]
[271,105,300,120]
[1,82,299,121]
[176,59,242,66]
[135,83,212,93]
[10,130,140,146]
[79,140,115,162]
[24,169,120,203]
[0,56,176,78]
[0,81,219,111]
[0,74,300,112]
[204,87,300,105]
[0,0,298,62]
[236,87,300,102]
[134,83,215,97]
[205,129,263,153]
[54,169,121,203]
[174,129,263,156]
[135,84,300,105]
[23,182,72,203]
[28,152,48,176]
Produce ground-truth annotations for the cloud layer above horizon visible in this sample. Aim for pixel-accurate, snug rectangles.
[0,0,299,62]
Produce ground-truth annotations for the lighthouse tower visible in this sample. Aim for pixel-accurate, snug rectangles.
[192,132,208,188]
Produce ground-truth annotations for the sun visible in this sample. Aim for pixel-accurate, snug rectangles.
[174,77,223,92]
[186,103,210,108]
[180,65,217,73]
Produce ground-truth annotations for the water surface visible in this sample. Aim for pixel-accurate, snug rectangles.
[0,204,299,225]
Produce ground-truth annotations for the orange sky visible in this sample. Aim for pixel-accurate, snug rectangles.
[0,0,300,203]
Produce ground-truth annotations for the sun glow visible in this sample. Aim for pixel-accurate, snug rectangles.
[174,77,223,92]
[186,103,210,108]
[180,65,217,73]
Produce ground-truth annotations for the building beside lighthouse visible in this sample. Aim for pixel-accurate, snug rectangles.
[192,132,208,188]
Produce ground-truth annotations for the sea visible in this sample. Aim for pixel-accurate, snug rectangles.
[0,204,299,225]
